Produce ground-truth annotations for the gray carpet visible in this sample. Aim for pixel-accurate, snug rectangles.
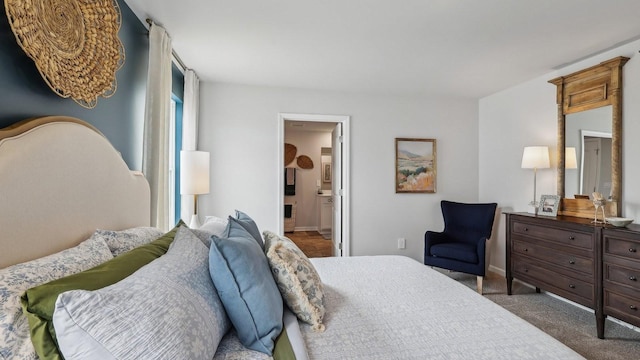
[441,270,640,360]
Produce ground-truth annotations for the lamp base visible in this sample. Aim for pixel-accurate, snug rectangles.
[189,214,201,229]
[527,201,539,215]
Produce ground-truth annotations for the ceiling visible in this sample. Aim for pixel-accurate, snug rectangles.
[124,0,640,99]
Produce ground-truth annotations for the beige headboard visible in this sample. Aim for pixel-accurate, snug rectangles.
[0,116,150,268]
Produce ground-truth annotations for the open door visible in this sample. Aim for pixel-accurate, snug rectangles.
[331,123,343,256]
[582,137,601,194]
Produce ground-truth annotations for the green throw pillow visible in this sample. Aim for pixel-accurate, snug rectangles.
[20,223,183,360]
[272,326,296,360]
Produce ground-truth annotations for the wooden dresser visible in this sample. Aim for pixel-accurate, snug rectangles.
[602,225,640,331]
[507,213,640,338]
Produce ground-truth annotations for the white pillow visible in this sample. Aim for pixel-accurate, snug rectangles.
[92,227,164,256]
[192,216,229,247]
[53,227,231,360]
[202,216,228,236]
[0,236,113,360]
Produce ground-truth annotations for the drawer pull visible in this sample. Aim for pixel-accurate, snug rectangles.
[524,248,528,252]
[568,236,575,240]
[569,260,576,265]
[524,227,529,232]
[630,276,637,281]
[524,268,528,273]
[630,248,638,253]
[569,284,576,289]
[630,305,638,311]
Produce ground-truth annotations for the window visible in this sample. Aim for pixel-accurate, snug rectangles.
[170,62,185,225]
[169,95,184,225]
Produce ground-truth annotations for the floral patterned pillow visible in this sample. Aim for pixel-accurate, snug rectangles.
[262,231,325,332]
[93,227,164,257]
[0,235,113,360]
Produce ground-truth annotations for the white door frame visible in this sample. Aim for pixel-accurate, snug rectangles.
[277,113,350,257]
[579,130,611,195]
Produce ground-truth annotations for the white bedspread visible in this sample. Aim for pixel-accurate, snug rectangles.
[299,256,584,360]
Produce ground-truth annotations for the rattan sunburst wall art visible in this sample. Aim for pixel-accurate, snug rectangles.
[4,0,125,108]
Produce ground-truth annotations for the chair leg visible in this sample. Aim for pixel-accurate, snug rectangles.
[476,276,483,295]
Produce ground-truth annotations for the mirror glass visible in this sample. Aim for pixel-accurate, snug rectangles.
[564,106,612,199]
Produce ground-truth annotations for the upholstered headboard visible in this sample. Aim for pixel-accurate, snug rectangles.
[0,116,150,268]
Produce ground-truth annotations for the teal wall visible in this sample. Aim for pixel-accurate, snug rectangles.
[0,0,150,170]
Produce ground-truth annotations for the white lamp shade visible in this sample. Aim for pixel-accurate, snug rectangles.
[180,151,210,195]
[565,147,578,169]
[521,146,550,169]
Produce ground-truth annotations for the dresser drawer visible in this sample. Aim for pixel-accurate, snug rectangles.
[513,240,593,275]
[604,236,640,261]
[604,262,640,291]
[512,255,594,304]
[513,221,593,249]
[604,290,640,325]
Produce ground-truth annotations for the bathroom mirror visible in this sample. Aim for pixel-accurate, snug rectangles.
[549,56,629,217]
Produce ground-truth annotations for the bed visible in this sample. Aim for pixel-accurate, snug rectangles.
[0,117,585,360]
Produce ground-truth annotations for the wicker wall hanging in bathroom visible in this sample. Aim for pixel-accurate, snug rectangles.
[4,0,125,108]
[284,143,315,169]
[296,155,314,169]
[285,143,297,166]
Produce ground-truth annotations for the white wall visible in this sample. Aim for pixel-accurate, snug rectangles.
[480,40,640,272]
[198,83,479,261]
[284,130,332,230]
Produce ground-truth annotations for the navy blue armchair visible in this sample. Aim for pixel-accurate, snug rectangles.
[424,200,497,294]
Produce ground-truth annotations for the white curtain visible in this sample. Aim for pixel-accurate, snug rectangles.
[181,69,200,223]
[142,24,173,231]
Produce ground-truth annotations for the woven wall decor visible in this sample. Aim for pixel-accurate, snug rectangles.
[4,0,125,108]
[284,142,314,169]
[296,155,314,169]
[284,143,297,166]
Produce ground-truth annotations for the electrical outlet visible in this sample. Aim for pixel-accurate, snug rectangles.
[397,238,406,249]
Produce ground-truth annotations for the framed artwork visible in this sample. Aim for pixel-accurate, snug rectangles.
[395,138,437,193]
[322,162,332,183]
[538,195,560,216]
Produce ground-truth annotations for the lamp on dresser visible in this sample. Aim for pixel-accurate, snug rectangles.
[180,150,210,229]
[565,147,577,169]
[521,146,550,214]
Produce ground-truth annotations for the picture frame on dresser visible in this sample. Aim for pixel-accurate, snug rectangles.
[538,195,560,217]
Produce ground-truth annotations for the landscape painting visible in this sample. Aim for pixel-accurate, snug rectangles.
[395,138,436,193]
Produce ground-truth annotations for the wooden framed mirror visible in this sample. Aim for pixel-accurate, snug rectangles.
[549,56,628,218]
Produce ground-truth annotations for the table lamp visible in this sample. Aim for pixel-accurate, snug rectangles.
[521,146,550,214]
[180,150,210,228]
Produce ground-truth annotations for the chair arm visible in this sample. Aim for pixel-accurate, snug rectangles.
[424,231,449,251]
[476,236,488,266]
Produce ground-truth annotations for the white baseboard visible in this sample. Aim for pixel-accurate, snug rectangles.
[488,265,505,277]
[292,226,317,232]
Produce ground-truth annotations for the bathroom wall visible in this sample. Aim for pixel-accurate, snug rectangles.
[284,130,332,230]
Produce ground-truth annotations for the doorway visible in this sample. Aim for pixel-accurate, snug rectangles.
[277,113,350,257]
[580,130,612,197]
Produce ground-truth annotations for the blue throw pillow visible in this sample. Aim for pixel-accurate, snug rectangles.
[234,210,264,250]
[209,223,283,354]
